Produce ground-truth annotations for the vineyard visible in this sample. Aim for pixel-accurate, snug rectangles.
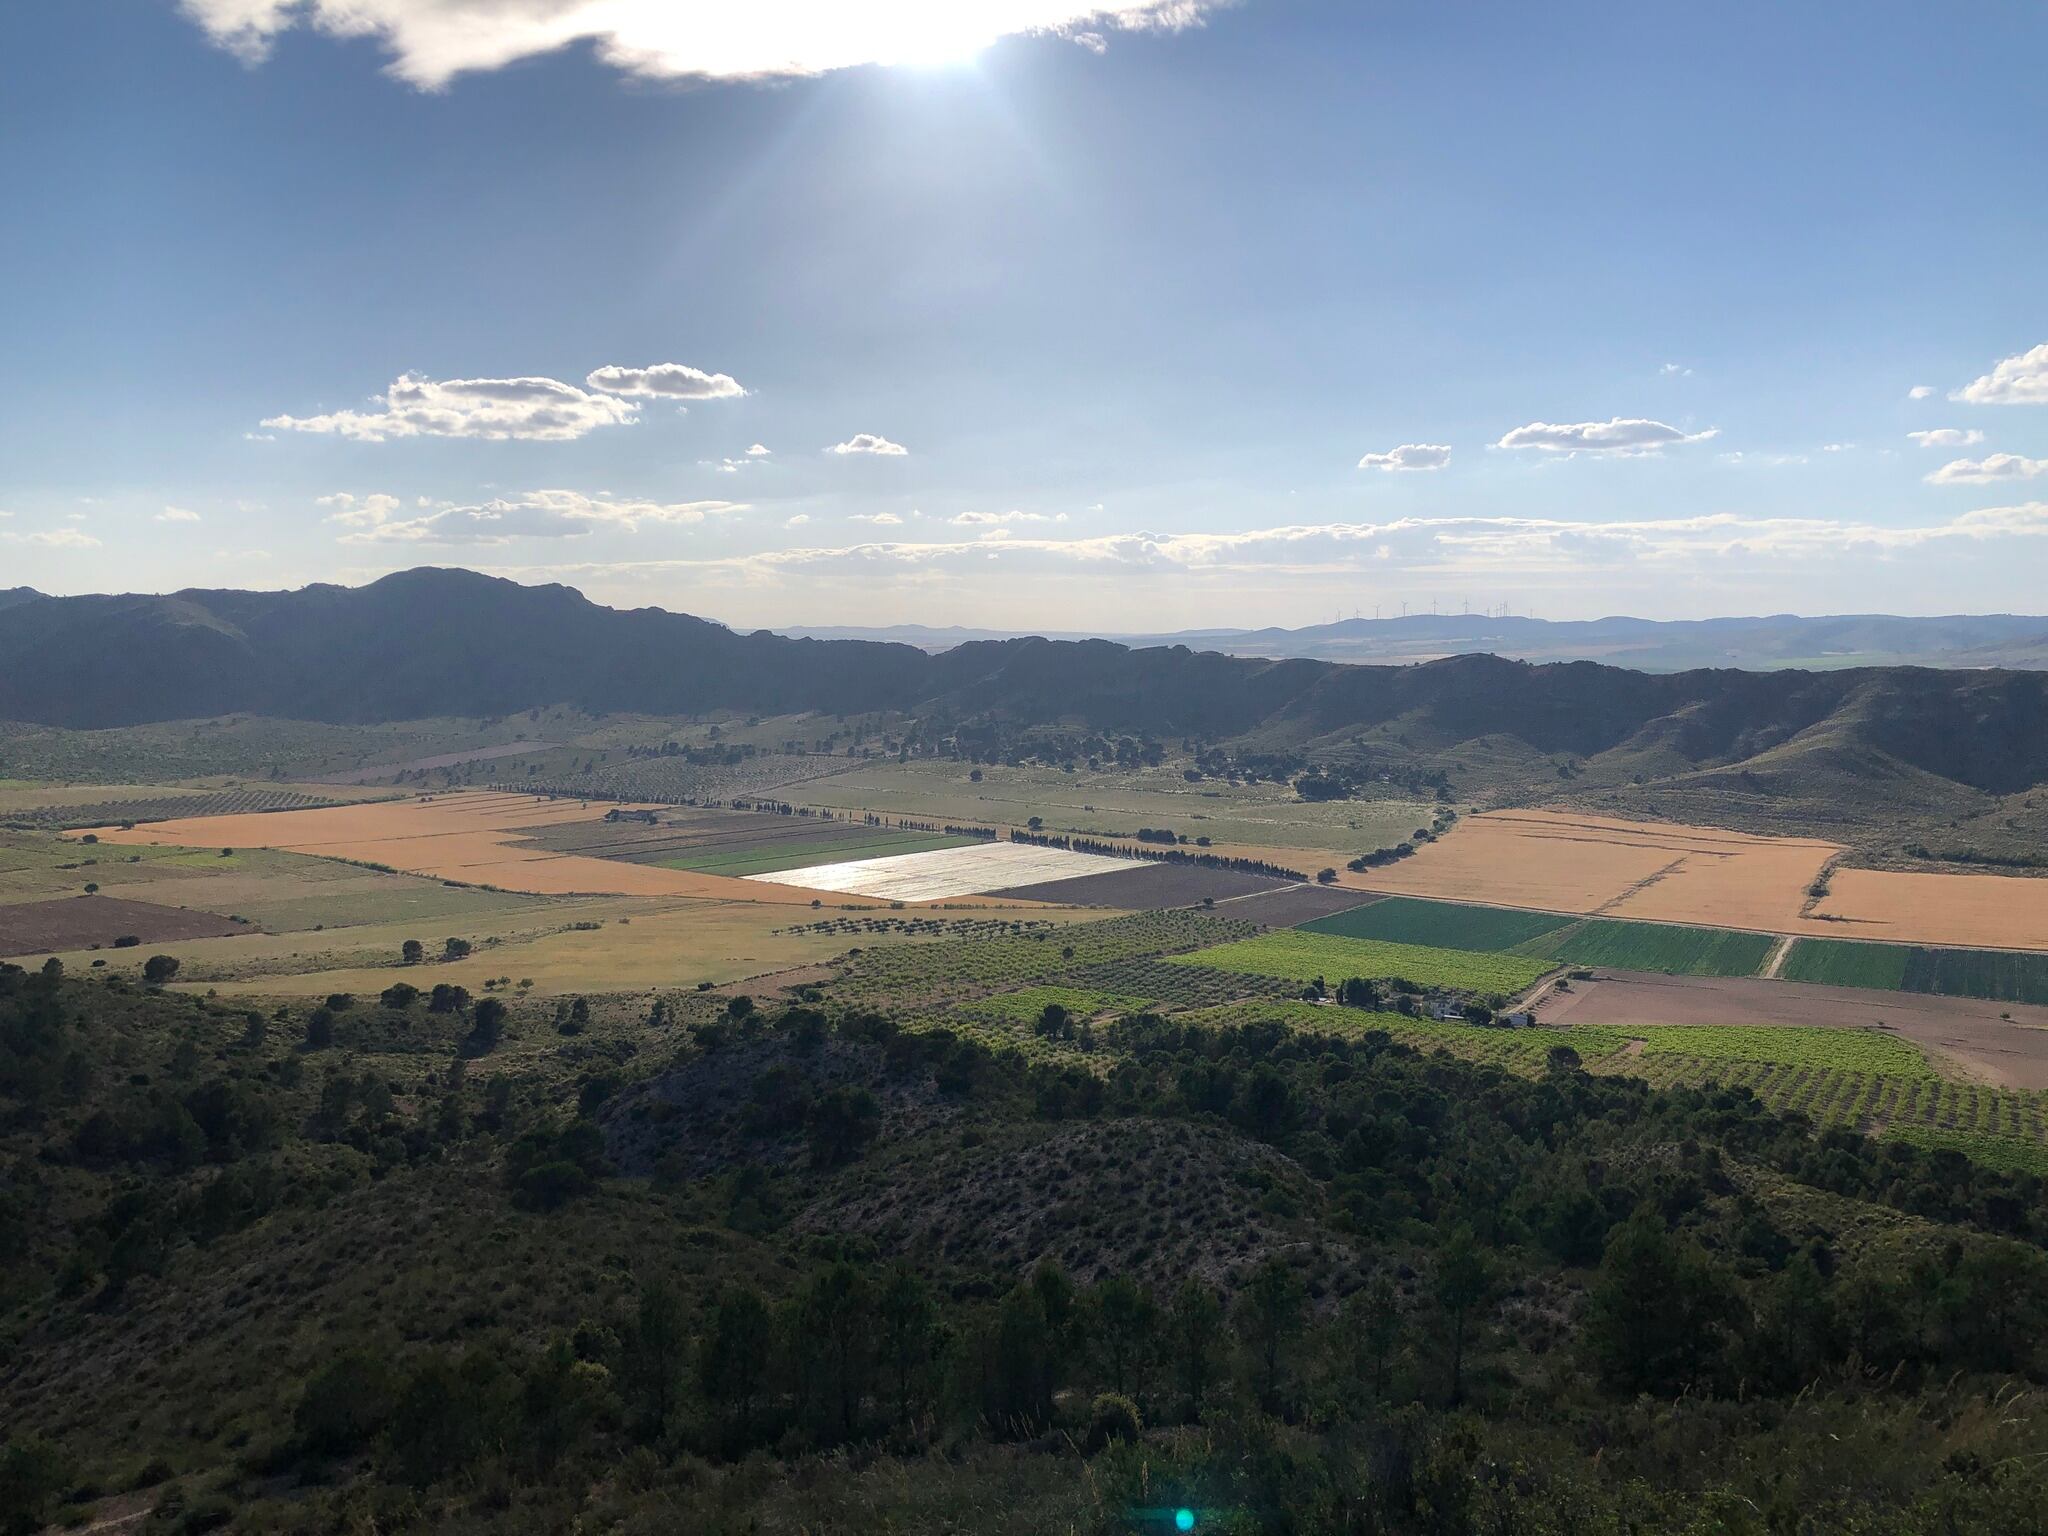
[1169,930,1554,996]
[1155,1000,2048,1173]
[6,786,356,830]
[828,909,1256,1006]
[1782,938,2048,1005]
[1063,957,1302,1008]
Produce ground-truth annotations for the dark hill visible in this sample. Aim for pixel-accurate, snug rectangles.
[1,569,2045,801]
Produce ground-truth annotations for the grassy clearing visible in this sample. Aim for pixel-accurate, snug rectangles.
[656,829,979,876]
[1516,917,1776,977]
[1300,895,1572,950]
[1171,930,1553,995]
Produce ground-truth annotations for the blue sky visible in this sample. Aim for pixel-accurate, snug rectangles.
[2,0,2044,630]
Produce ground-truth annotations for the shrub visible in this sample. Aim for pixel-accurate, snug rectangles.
[1085,1392,1143,1453]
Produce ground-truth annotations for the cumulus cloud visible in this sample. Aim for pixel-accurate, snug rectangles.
[156,506,202,523]
[1356,443,1451,472]
[178,1,1224,88]
[746,443,771,456]
[1907,428,1985,448]
[1496,418,1718,456]
[324,488,744,544]
[1925,454,2048,487]
[852,512,905,526]
[1659,362,1692,377]
[584,362,746,400]
[265,373,637,442]
[784,514,810,528]
[1907,385,1936,400]
[1953,343,2048,406]
[829,433,909,456]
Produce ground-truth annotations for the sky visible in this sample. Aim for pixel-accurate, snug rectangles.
[2,0,2045,632]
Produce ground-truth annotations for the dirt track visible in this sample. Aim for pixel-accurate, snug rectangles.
[1540,968,2048,1089]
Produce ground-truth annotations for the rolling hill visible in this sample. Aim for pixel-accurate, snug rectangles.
[2,570,2045,826]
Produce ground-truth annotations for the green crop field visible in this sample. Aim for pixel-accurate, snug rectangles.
[1299,895,1573,951]
[1781,938,2048,1005]
[1903,947,2048,1006]
[1170,930,1553,995]
[1512,917,1776,977]
[1779,939,1914,989]
[655,829,979,877]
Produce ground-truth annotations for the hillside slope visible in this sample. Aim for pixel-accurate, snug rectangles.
[2,570,2046,808]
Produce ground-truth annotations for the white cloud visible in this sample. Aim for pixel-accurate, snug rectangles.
[829,433,909,456]
[746,443,771,456]
[1356,443,1451,472]
[1906,428,1985,448]
[178,1,1224,88]
[0,527,101,549]
[326,488,744,544]
[264,373,637,442]
[1907,385,1936,400]
[493,504,2048,599]
[1953,343,2048,405]
[852,512,904,526]
[1659,362,1692,377]
[156,506,202,523]
[1925,454,2048,487]
[948,510,1064,526]
[784,514,810,528]
[584,362,746,400]
[1495,418,1718,456]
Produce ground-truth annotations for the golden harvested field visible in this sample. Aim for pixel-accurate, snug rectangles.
[1813,868,2048,952]
[76,790,1035,908]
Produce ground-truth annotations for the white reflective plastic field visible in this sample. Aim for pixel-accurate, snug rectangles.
[744,840,1153,900]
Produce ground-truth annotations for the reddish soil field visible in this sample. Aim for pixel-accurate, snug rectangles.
[1538,968,2048,1089]
[0,894,252,956]
[989,862,1290,907]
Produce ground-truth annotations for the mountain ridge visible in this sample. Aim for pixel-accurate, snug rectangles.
[1,570,2045,808]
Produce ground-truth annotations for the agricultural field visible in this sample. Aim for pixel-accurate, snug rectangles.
[1518,917,1777,978]
[950,984,1159,1025]
[1302,894,1572,951]
[0,894,252,955]
[747,841,1151,901]
[1169,998,2048,1173]
[829,909,1252,1006]
[515,808,984,876]
[1783,938,2048,1006]
[1170,929,1554,996]
[0,784,373,829]
[988,861,1290,908]
[785,757,1435,855]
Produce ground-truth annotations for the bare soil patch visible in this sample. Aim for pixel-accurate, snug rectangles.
[1538,968,2048,1089]
[988,861,1289,908]
[1221,884,1385,928]
[0,894,251,956]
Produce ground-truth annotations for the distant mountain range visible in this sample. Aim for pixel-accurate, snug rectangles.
[2,572,2045,823]
[779,611,2048,672]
